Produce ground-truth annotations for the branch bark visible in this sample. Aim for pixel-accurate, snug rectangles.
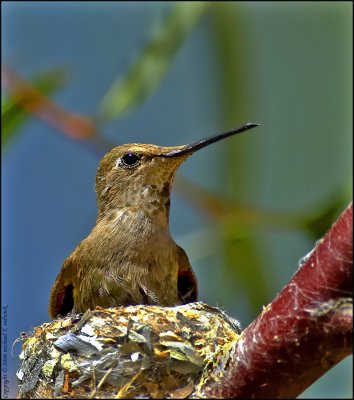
[204,202,353,398]
[17,203,352,398]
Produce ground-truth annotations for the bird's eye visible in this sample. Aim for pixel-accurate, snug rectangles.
[119,153,141,168]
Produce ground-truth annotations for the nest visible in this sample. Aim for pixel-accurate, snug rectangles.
[17,302,241,398]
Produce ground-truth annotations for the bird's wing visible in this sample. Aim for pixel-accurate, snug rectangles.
[177,245,198,304]
[48,258,75,319]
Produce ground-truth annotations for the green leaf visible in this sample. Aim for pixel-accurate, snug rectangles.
[302,193,350,239]
[96,2,209,122]
[2,68,68,148]
[210,4,273,313]
[221,222,273,315]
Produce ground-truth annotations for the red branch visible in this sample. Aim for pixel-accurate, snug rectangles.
[205,203,353,398]
[2,65,95,140]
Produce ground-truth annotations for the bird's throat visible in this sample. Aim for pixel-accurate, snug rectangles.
[98,180,172,228]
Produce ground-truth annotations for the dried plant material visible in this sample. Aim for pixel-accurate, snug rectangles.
[17,302,240,398]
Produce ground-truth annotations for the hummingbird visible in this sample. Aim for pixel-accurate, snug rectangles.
[49,122,259,319]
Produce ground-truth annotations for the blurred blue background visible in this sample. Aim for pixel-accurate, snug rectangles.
[2,2,352,398]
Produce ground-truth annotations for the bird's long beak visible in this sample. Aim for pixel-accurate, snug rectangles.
[161,122,259,158]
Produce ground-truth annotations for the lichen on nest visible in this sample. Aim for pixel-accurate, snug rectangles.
[17,302,241,399]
